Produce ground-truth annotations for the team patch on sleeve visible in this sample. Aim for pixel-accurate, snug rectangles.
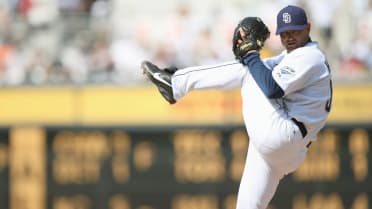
[275,66,295,80]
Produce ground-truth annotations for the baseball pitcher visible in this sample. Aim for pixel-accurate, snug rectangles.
[142,5,332,209]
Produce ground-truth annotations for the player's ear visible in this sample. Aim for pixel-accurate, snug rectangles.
[306,23,311,32]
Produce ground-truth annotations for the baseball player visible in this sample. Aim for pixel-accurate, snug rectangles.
[142,5,332,209]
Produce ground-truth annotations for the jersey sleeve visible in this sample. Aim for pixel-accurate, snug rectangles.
[272,50,326,95]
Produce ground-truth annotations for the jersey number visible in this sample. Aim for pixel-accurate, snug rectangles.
[325,61,332,112]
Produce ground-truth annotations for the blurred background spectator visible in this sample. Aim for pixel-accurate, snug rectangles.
[0,0,371,86]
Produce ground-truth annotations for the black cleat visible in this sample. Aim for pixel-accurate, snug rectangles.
[142,61,177,104]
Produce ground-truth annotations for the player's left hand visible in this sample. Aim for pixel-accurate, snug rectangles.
[232,17,270,61]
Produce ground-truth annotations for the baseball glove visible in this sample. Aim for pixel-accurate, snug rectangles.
[232,17,270,60]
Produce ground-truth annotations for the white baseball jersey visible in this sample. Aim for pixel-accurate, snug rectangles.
[171,41,332,209]
[269,42,332,139]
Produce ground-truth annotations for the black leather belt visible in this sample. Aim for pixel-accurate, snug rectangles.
[291,118,311,148]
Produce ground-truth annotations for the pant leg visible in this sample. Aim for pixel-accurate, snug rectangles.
[236,142,284,209]
[171,61,246,100]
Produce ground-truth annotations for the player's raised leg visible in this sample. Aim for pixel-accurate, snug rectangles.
[171,61,245,100]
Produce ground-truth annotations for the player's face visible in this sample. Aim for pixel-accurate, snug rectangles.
[280,24,311,53]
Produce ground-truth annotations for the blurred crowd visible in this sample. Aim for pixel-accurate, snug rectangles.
[0,0,371,86]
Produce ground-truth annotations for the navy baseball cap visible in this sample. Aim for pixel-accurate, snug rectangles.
[276,5,308,35]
